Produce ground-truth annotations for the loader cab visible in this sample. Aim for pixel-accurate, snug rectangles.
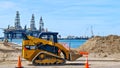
[38,32,58,43]
[22,32,60,60]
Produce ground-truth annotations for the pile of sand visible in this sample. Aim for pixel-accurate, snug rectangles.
[79,35,120,57]
[0,42,21,61]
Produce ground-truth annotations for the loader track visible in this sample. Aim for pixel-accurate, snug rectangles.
[32,51,66,65]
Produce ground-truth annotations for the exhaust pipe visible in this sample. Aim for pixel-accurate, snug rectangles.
[22,33,29,40]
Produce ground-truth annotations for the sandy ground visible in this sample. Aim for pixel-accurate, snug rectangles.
[0,57,120,68]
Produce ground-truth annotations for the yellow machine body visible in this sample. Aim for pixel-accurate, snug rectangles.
[22,32,82,65]
[22,34,70,65]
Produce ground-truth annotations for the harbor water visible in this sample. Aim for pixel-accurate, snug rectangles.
[1,39,87,48]
[59,39,86,48]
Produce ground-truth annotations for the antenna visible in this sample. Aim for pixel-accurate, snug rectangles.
[91,26,94,37]
[84,27,89,38]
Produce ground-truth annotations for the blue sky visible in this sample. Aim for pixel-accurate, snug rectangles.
[0,0,120,37]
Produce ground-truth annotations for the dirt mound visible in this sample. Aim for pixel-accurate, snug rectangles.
[0,42,21,61]
[79,35,120,54]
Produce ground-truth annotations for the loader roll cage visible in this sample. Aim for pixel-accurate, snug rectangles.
[38,32,58,43]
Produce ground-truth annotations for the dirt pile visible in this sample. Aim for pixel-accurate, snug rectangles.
[0,42,21,61]
[79,35,120,54]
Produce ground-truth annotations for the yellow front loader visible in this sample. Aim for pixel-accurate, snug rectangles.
[22,32,82,65]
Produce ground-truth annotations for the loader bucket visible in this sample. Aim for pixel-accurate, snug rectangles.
[70,50,83,61]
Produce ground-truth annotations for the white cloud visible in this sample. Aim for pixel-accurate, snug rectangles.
[0,1,16,9]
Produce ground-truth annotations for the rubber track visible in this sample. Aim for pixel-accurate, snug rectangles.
[32,51,66,65]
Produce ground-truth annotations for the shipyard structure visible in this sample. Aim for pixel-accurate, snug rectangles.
[3,11,45,39]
